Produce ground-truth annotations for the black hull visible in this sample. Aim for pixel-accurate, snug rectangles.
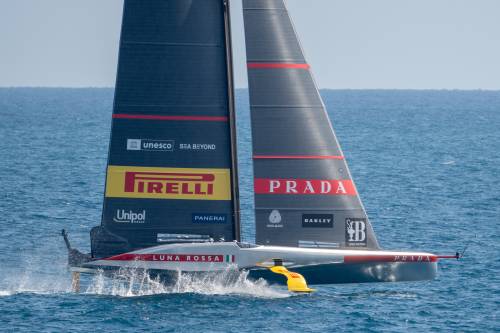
[249,261,437,285]
[77,261,437,286]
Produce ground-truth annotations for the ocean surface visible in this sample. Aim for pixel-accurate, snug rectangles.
[0,88,499,332]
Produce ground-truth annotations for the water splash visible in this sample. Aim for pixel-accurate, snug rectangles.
[0,252,289,299]
[85,267,290,299]
[0,266,72,296]
[0,249,72,296]
[0,290,13,297]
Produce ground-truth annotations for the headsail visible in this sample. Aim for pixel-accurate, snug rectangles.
[242,0,379,249]
[91,0,239,258]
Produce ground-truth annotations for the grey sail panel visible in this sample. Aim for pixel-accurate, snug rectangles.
[92,0,239,258]
[251,108,340,155]
[243,0,379,249]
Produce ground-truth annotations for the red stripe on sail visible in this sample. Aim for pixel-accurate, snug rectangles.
[254,179,357,195]
[344,255,438,263]
[253,155,344,160]
[247,63,310,69]
[113,114,228,122]
[105,253,225,262]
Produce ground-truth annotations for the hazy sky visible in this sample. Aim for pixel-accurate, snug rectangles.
[0,0,499,89]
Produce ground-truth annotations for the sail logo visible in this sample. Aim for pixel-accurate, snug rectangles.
[345,218,367,247]
[302,214,334,228]
[254,179,356,195]
[124,172,214,195]
[113,209,146,224]
[267,210,283,228]
[105,166,231,200]
[192,213,227,224]
[127,139,174,151]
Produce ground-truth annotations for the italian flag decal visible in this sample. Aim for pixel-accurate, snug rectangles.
[225,255,235,263]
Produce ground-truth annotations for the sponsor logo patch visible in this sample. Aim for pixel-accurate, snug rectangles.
[108,253,235,263]
[192,213,227,224]
[266,210,283,228]
[345,218,367,247]
[179,143,216,151]
[113,209,146,224]
[254,179,356,195]
[302,214,334,228]
[105,166,231,200]
[127,139,174,151]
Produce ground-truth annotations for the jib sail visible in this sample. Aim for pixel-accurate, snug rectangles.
[242,0,379,249]
[91,0,239,258]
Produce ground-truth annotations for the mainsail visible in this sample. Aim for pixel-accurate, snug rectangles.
[242,0,379,249]
[91,0,239,258]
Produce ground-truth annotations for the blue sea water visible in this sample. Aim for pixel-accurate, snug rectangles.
[0,88,499,332]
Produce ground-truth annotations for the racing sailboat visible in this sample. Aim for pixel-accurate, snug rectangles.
[64,0,458,291]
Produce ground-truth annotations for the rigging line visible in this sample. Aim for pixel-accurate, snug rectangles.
[459,234,476,258]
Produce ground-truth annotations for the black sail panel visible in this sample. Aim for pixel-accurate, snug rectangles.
[92,0,239,258]
[243,0,379,249]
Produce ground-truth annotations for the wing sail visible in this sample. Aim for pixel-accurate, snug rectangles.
[242,0,379,249]
[92,0,239,258]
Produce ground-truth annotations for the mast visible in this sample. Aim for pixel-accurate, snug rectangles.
[223,0,241,241]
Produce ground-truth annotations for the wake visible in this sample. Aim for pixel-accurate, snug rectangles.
[0,270,72,296]
[85,267,290,298]
[0,266,290,299]
[0,244,290,299]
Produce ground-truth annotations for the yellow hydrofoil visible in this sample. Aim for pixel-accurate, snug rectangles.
[260,259,315,293]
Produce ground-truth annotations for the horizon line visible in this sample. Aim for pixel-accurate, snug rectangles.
[0,86,499,92]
